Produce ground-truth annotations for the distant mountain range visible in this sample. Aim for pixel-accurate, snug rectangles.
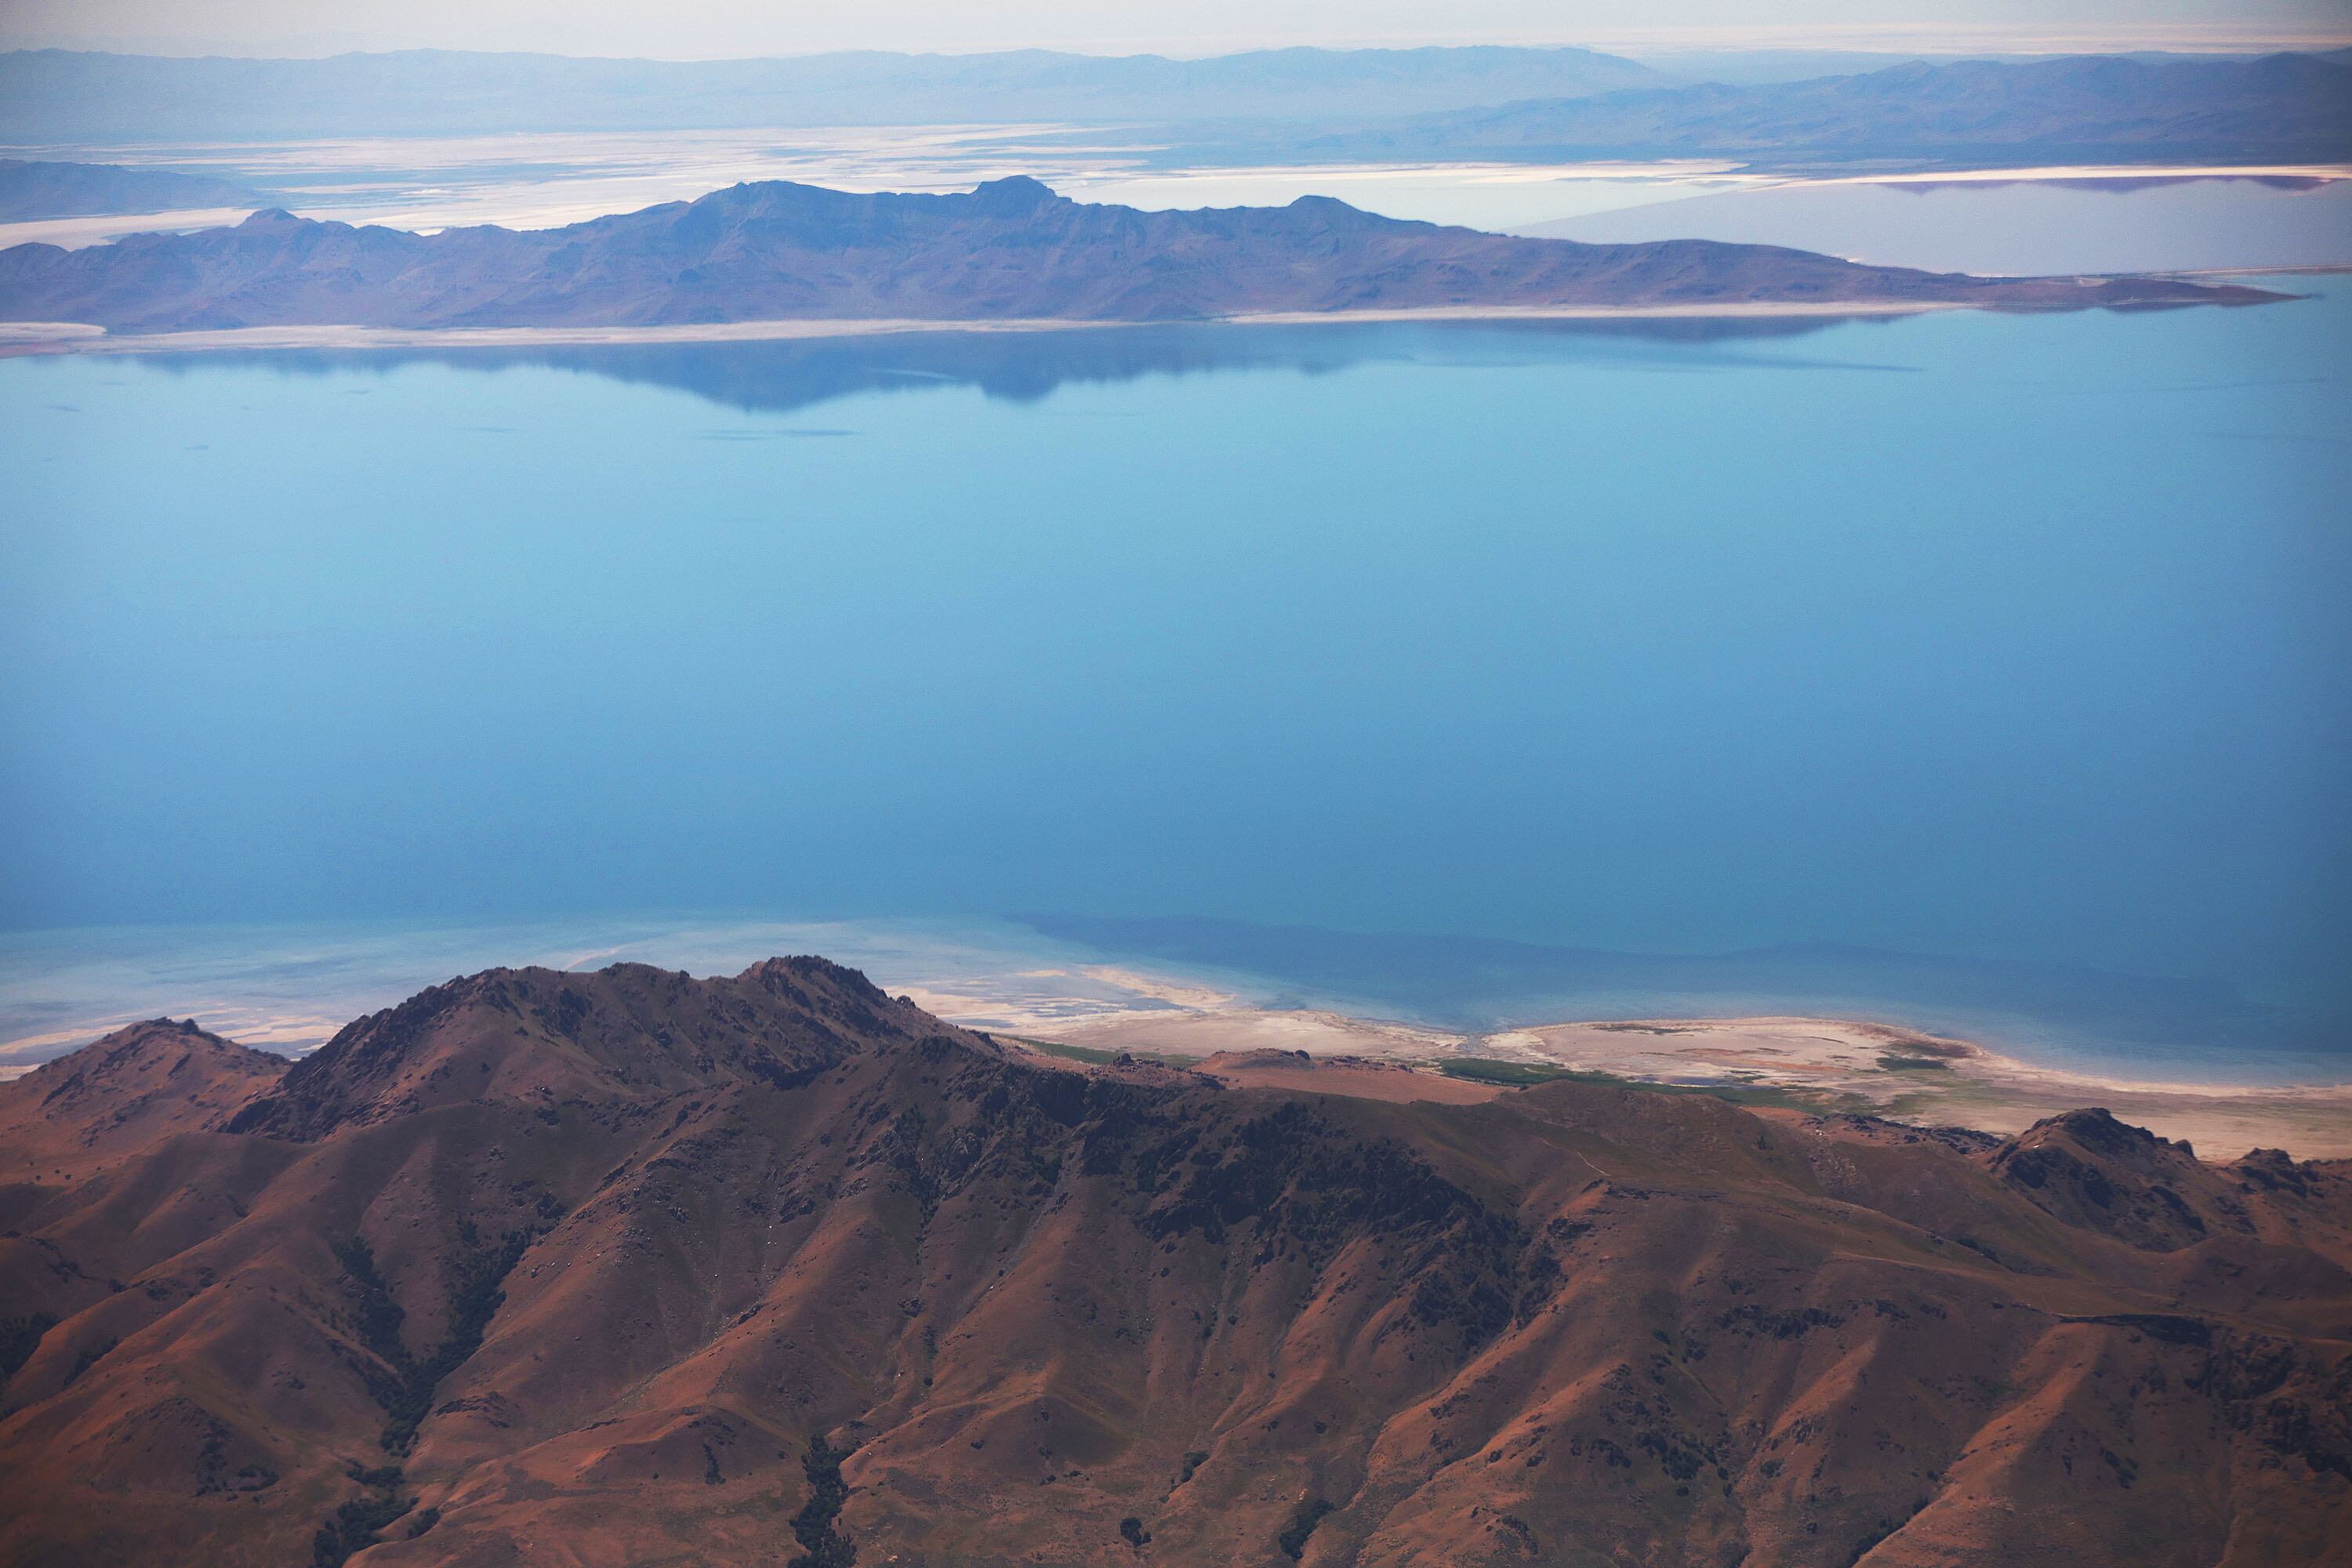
[2,46,2343,170]
[0,176,2273,337]
[0,45,1661,141]
[0,158,263,222]
[2,958,2348,1564]
[1292,52,2352,165]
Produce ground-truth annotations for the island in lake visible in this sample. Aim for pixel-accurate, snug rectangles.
[0,175,2280,350]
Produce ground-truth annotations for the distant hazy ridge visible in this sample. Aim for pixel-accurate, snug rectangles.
[0,45,1660,140]
[1302,52,2352,163]
[2,47,2344,169]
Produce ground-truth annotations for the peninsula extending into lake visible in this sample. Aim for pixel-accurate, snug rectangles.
[0,175,2280,348]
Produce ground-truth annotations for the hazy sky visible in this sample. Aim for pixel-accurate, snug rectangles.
[3,0,2347,58]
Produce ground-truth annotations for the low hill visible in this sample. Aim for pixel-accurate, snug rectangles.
[0,176,2274,337]
[0,1017,284,1179]
[0,158,262,222]
[1,958,2347,1565]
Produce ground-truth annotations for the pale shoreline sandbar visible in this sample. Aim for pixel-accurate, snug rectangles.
[1035,1007,2352,1160]
[0,300,1983,359]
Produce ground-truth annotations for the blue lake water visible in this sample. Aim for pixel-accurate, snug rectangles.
[1526,175,2352,276]
[3,288,2348,1076]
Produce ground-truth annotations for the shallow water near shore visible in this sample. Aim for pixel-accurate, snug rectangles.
[3,285,2347,1081]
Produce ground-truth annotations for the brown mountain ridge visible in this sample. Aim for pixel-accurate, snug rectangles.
[0,176,2278,337]
[1,957,2347,1566]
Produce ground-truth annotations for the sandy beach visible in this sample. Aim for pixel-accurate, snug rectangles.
[8,915,2338,1155]
[1041,1007,2352,1159]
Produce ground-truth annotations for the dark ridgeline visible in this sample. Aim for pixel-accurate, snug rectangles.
[0,958,2347,1563]
[0,176,2278,336]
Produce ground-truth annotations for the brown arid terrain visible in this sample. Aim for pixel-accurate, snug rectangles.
[2,958,2349,1567]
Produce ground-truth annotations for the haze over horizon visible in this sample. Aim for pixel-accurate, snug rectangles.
[3,0,2347,60]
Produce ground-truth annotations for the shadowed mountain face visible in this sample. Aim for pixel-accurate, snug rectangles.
[1298,53,2352,164]
[0,176,2271,335]
[2,960,2348,1566]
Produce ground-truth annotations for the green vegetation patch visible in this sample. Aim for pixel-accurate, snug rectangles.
[789,1435,856,1568]
[64,1335,118,1386]
[312,1466,413,1568]
[1002,1036,1187,1068]
[334,1220,541,1456]
[1436,1058,1875,1115]
[1436,1058,1583,1087]
[0,1312,57,1381]
[1278,1497,1337,1560]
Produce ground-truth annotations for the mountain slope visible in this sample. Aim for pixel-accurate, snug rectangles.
[0,176,2273,336]
[1,959,2347,1566]
[1306,53,2352,163]
[0,1017,285,1181]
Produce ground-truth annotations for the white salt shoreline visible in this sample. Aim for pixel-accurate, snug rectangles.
[15,270,2333,359]
[1039,1008,2352,1159]
[0,300,1984,358]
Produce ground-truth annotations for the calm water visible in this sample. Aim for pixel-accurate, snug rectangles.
[3,289,2348,1071]
[1530,175,2352,277]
